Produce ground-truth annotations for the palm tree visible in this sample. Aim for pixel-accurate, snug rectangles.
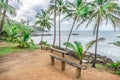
[81,0,120,68]
[49,0,67,48]
[64,41,84,76]
[64,0,90,49]
[0,0,19,35]
[63,38,105,76]
[35,9,53,43]
[49,0,57,47]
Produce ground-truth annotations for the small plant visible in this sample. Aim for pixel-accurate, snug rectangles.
[17,33,34,48]
[116,71,120,76]
[39,41,51,49]
[107,61,120,76]
[64,41,84,64]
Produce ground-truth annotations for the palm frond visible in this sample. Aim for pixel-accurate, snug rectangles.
[83,38,105,54]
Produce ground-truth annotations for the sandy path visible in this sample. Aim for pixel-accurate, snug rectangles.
[0,50,120,80]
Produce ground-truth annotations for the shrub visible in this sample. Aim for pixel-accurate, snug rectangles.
[107,61,120,76]
[116,71,120,76]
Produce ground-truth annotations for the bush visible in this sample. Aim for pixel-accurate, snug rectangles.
[17,33,34,48]
[116,71,120,75]
[2,21,34,48]
[107,61,120,76]
[108,61,120,70]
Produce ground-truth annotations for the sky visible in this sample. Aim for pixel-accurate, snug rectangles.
[10,0,120,31]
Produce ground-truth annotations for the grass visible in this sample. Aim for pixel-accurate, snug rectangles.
[87,63,107,70]
[0,41,40,55]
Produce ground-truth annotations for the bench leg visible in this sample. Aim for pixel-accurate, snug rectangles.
[51,49,53,52]
[76,67,81,78]
[46,47,48,51]
[62,54,64,57]
[61,61,65,71]
[51,56,55,65]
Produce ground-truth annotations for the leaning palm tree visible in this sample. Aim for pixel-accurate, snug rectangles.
[0,0,20,35]
[80,0,120,68]
[35,9,53,43]
[49,0,67,48]
[63,0,90,49]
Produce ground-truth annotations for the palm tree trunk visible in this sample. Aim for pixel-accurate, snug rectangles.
[53,0,57,47]
[40,28,44,43]
[59,11,61,48]
[78,59,82,77]
[66,17,77,49]
[0,0,8,36]
[92,18,100,68]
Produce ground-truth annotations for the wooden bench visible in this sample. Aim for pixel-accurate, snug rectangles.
[49,47,68,57]
[50,54,87,78]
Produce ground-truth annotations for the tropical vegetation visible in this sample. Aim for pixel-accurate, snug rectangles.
[35,9,53,44]
[76,0,120,67]
[49,0,67,48]
[0,0,120,77]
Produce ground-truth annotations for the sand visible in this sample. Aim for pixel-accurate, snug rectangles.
[0,49,120,80]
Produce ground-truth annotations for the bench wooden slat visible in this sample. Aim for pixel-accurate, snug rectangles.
[49,47,68,54]
[50,54,87,70]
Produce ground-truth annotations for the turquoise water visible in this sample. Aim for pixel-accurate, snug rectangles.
[32,31,120,61]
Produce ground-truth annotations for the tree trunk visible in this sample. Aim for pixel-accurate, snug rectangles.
[92,18,100,68]
[40,28,44,43]
[66,17,77,49]
[53,0,57,47]
[78,59,82,77]
[58,11,61,48]
[0,0,8,36]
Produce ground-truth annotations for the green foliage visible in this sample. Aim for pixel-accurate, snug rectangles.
[84,38,105,53]
[64,41,83,60]
[107,61,120,76]
[0,42,40,55]
[112,41,120,47]
[35,9,53,31]
[2,20,34,48]
[108,61,120,69]
[40,41,51,49]
[116,71,120,76]
[17,33,34,48]
[35,9,53,43]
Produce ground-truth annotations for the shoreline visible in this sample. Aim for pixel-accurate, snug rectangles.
[32,33,53,36]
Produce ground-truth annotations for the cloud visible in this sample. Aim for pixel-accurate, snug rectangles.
[12,0,51,24]
[10,0,120,31]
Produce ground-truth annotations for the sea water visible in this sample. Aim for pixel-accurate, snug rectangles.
[32,31,120,62]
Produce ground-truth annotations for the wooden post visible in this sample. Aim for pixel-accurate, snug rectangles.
[76,67,81,78]
[51,49,53,52]
[41,46,43,49]
[51,56,55,65]
[61,61,65,71]
[62,53,64,57]
[46,47,48,51]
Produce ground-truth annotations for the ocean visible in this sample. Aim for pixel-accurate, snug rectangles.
[32,31,120,62]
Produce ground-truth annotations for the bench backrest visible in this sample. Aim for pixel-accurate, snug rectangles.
[49,47,68,54]
[50,55,87,70]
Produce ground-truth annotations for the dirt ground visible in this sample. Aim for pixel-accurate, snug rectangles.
[0,49,120,80]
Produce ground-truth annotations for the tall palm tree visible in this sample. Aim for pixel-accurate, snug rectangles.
[35,9,53,43]
[64,0,90,49]
[49,0,57,47]
[81,0,120,68]
[49,0,67,48]
[0,0,19,35]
